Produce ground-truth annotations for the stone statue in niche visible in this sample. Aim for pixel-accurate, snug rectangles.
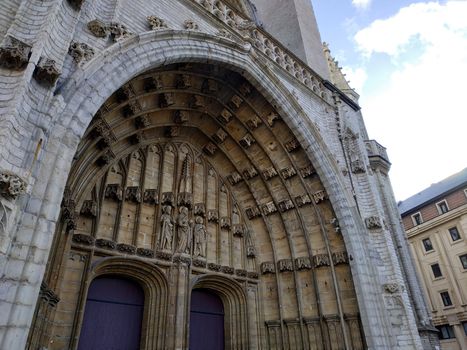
[193,216,207,258]
[160,205,174,251]
[177,206,192,254]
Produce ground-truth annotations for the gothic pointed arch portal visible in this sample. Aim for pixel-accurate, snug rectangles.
[29,63,366,349]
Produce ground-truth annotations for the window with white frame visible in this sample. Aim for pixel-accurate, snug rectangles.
[448,227,461,241]
[411,212,423,226]
[436,200,449,214]
[460,254,467,270]
[440,291,453,307]
[422,238,434,252]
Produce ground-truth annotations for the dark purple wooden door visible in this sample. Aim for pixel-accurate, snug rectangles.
[189,289,225,350]
[77,276,144,350]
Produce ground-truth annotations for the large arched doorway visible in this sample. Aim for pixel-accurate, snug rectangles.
[77,276,144,350]
[189,289,225,350]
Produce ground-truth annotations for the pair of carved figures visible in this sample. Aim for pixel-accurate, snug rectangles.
[160,205,207,257]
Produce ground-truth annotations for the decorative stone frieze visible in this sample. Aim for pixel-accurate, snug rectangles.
[173,255,191,265]
[68,42,94,64]
[235,269,247,277]
[295,194,312,207]
[278,199,294,213]
[261,262,275,274]
[147,16,168,30]
[161,192,174,206]
[246,115,262,129]
[91,118,116,149]
[95,238,117,250]
[207,209,219,223]
[184,20,199,30]
[156,250,172,261]
[217,109,233,124]
[280,167,296,179]
[125,186,142,203]
[300,164,316,178]
[332,251,348,265]
[208,263,221,271]
[0,35,31,70]
[116,84,135,102]
[72,234,95,246]
[261,201,277,216]
[239,133,256,148]
[159,93,174,107]
[263,167,278,180]
[192,258,207,268]
[266,112,279,127]
[177,192,192,209]
[165,126,180,138]
[221,266,234,274]
[133,248,152,258]
[213,128,228,144]
[247,271,259,279]
[383,283,401,294]
[143,189,158,204]
[117,243,137,254]
[295,257,312,270]
[220,216,231,229]
[284,138,300,152]
[80,200,97,217]
[232,224,244,237]
[229,95,242,109]
[217,29,234,40]
[203,142,217,156]
[0,172,27,199]
[194,203,206,217]
[311,190,327,204]
[278,259,294,272]
[227,171,242,185]
[246,206,261,219]
[33,58,60,86]
[104,184,123,201]
[242,167,258,180]
[365,215,383,229]
[313,254,330,268]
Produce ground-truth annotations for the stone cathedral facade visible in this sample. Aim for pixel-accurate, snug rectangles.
[0,0,439,349]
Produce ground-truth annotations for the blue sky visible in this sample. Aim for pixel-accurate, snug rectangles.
[312,0,467,201]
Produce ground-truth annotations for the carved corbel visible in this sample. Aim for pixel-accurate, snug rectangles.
[33,58,61,87]
[260,262,275,274]
[87,19,108,37]
[80,200,97,217]
[184,20,199,30]
[365,215,383,229]
[0,172,27,199]
[147,16,168,30]
[0,35,31,70]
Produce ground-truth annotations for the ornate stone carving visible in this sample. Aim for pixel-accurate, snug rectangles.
[203,142,217,156]
[135,115,150,129]
[108,22,132,42]
[220,216,231,229]
[160,205,174,251]
[144,76,163,92]
[105,184,123,201]
[285,138,300,152]
[238,82,252,96]
[72,233,95,246]
[262,167,278,180]
[184,20,199,30]
[261,262,275,274]
[383,283,401,294]
[295,194,311,207]
[189,95,205,108]
[202,79,218,93]
[33,58,60,86]
[176,206,191,254]
[330,217,340,233]
[247,245,256,258]
[61,189,77,232]
[156,250,173,261]
[193,258,207,268]
[194,203,206,217]
[246,206,261,219]
[365,215,383,229]
[0,35,31,70]
[125,186,142,203]
[177,192,192,209]
[232,224,244,237]
[227,171,242,185]
[208,263,221,271]
[247,271,259,279]
[278,199,294,213]
[91,118,116,149]
[239,133,256,148]
[266,112,279,127]
[161,192,174,206]
[117,243,137,254]
[351,159,366,174]
[147,16,168,30]
[242,167,258,180]
[173,255,191,265]
[0,172,26,199]
[235,269,247,277]
[221,266,234,274]
[39,282,60,306]
[295,257,312,270]
[136,248,154,258]
[207,209,219,223]
[246,115,263,129]
[80,200,97,217]
[217,29,234,40]
[165,126,180,138]
[280,167,296,180]
[278,259,294,272]
[332,251,348,265]
[116,84,135,102]
[217,109,233,124]
[229,95,243,109]
[261,202,277,216]
[143,189,158,204]
[159,93,174,107]
[95,238,117,250]
[213,128,228,144]
[313,254,330,268]
[175,74,192,89]
[193,216,207,258]
[123,100,142,118]
[300,164,316,178]
[87,19,107,37]
[68,42,94,64]
[96,149,116,166]
[312,190,327,204]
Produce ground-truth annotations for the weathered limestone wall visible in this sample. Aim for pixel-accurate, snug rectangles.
[0,0,436,349]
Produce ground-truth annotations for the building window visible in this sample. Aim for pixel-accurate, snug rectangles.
[436,200,449,214]
[460,254,467,270]
[437,324,456,340]
[449,227,461,241]
[431,263,442,278]
[440,291,453,307]
[412,212,423,226]
[422,238,434,252]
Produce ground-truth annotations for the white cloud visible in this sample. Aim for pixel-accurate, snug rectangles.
[352,0,371,10]
[341,66,367,94]
[353,1,467,200]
